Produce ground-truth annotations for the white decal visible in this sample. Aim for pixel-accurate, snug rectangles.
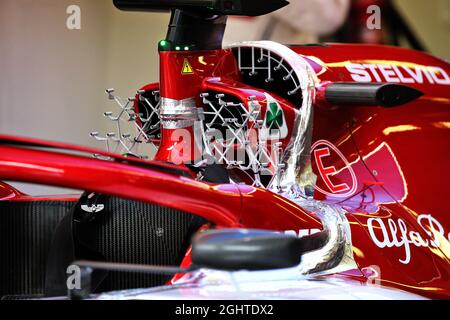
[284,229,321,238]
[362,265,382,287]
[346,64,372,82]
[368,214,449,264]
[81,204,105,213]
[66,265,81,290]
[66,5,81,30]
[346,64,450,85]
[311,140,358,198]
[367,5,382,30]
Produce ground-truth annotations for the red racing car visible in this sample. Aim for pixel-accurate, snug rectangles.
[0,0,448,300]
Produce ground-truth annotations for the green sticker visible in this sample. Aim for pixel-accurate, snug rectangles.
[266,102,284,130]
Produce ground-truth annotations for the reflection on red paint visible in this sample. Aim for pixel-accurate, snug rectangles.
[312,140,408,213]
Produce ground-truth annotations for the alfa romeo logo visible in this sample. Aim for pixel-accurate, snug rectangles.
[266,102,284,130]
[263,93,288,139]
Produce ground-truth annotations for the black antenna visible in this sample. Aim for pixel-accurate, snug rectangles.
[113,0,290,51]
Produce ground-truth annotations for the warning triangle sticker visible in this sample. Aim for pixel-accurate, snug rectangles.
[181,58,194,75]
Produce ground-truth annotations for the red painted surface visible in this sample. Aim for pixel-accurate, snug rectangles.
[0,134,194,178]
[0,181,24,201]
[1,42,449,298]
[0,181,79,202]
[292,43,450,298]
[0,143,319,232]
[159,49,239,101]
[155,50,240,163]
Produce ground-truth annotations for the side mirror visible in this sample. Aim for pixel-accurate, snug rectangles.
[191,229,303,271]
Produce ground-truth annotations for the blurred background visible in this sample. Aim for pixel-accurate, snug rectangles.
[0,0,449,148]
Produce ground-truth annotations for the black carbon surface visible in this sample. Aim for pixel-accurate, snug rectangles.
[0,197,206,297]
[0,201,72,296]
[77,197,205,293]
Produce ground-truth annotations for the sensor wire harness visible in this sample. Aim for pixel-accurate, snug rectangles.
[199,92,283,187]
[90,89,160,159]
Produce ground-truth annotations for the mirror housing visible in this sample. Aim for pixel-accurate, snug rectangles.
[113,0,289,17]
[191,229,303,271]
